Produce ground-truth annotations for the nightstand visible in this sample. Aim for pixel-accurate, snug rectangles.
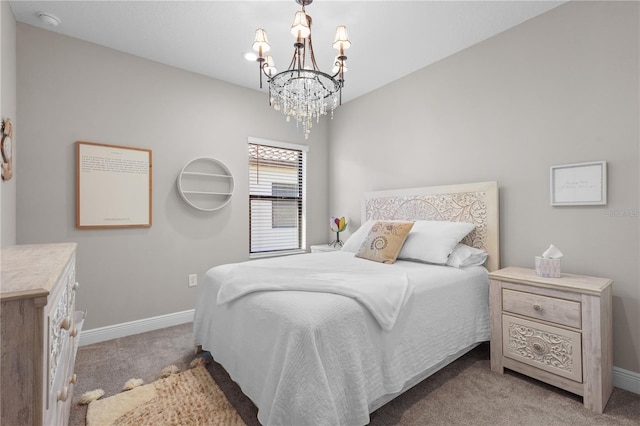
[310,245,341,253]
[489,267,613,413]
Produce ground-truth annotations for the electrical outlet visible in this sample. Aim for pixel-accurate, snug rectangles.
[188,274,198,287]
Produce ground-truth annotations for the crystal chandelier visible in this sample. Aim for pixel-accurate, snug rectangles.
[252,0,351,139]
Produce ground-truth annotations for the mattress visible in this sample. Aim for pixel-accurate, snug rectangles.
[193,251,490,426]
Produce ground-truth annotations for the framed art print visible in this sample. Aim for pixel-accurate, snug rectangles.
[550,161,607,206]
[76,141,152,228]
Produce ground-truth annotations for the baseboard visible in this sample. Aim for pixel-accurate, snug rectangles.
[79,309,194,346]
[613,366,640,395]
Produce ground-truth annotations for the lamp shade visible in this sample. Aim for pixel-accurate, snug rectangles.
[252,28,271,53]
[265,56,277,76]
[332,56,348,74]
[332,26,351,50]
[290,11,311,39]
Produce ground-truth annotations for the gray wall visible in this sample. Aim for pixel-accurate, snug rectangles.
[329,1,639,373]
[16,24,329,330]
[11,0,640,376]
[1,1,17,247]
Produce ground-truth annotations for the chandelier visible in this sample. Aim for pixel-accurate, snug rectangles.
[251,0,351,139]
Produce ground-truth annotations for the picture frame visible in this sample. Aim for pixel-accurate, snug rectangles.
[550,161,607,206]
[76,141,152,228]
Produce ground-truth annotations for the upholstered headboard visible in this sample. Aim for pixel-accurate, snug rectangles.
[361,181,500,271]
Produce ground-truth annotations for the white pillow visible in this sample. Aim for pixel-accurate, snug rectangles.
[397,220,475,264]
[341,220,376,252]
[446,243,488,268]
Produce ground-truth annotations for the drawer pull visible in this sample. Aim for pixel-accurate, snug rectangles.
[57,386,69,402]
[70,374,77,385]
[70,327,78,337]
[60,317,71,331]
[533,303,542,312]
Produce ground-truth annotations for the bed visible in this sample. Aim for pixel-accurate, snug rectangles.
[194,181,499,425]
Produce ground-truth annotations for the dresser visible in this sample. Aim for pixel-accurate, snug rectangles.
[1,243,85,426]
[489,267,612,413]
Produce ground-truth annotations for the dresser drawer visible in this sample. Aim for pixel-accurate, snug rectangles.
[47,258,75,399]
[502,288,581,329]
[503,314,582,383]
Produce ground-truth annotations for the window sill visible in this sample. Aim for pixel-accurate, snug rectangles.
[249,249,306,260]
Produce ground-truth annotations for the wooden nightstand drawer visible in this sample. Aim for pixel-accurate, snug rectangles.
[503,314,582,383]
[502,288,581,329]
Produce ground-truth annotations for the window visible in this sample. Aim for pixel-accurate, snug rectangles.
[249,138,307,256]
[271,183,298,229]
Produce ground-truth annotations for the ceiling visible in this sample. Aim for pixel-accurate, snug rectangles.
[9,0,566,104]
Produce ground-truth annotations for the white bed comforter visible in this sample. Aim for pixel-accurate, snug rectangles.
[215,258,412,331]
[193,252,490,426]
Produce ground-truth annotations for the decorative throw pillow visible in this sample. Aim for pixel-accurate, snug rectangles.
[355,221,414,264]
[342,219,412,253]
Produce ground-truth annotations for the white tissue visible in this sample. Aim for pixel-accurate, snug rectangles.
[542,244,563,259]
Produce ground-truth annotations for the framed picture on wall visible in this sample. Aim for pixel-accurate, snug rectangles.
[76,141,152,228]
[550,161,607,206]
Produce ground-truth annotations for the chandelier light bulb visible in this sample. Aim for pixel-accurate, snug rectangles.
[332,56,348,74]
[265,56,277,76]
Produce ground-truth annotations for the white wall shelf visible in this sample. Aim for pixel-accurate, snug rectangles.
[177,157,234,211]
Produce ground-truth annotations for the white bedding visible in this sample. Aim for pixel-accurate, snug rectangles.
[193,251,490,426]
[215,255,412,331]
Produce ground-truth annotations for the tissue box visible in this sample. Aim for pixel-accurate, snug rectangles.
[535,256,561,278]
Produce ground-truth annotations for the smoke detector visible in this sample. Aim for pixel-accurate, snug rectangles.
[37,11,60,27]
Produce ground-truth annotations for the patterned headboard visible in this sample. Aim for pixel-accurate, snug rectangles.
[361,181,500,271]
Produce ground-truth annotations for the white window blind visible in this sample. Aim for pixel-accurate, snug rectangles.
[249,139,307,256]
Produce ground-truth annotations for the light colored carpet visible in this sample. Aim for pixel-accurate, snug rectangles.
[369,359,638,426]
[86,365,245,426]
[71,324,640,425]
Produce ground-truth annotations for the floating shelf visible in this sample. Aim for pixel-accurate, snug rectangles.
[177,157,234,211]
